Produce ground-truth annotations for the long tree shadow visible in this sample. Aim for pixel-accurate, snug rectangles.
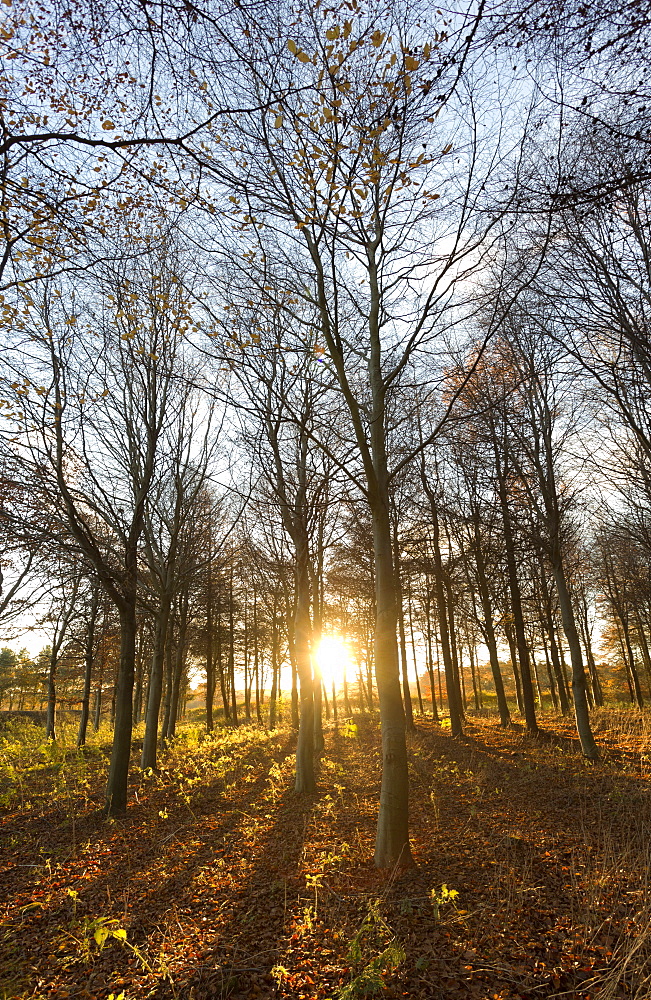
[144,780,318,999]
[398,717,651,999]
[0,729,305,998]
[142,720,385,999]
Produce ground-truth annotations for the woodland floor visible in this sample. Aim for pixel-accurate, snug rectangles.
[2,708,651,1000]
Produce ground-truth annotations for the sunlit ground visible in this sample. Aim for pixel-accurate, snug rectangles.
[315,634,352,691]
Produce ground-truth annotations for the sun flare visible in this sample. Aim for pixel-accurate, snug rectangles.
[315,635,352,690]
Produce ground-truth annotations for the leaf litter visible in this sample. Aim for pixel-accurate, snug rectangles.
[1,708,651,1000]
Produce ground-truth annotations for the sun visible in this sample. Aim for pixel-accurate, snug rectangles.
[314,635,352,690]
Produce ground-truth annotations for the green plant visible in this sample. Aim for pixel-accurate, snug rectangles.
[430,883,459,921]
[75,915,128,957]
[68,915,153,972]
[271,964,288,988]
[306,872,323,920]
[332,899,405,999]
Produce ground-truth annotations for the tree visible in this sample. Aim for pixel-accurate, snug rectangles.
[444,429,511,726]
[140,376,220,770]
[2,235,196,812]
[0,648,17,707]
[41,564,81,739]
[193,0,511,867]
[220,303,343,790]
[496,316,599,756]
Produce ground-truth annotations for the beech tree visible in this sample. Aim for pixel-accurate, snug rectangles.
[140,375,219,771]
[219,308,339,790]
[496,318,599,756]
[2,236,195,812]
[444,428,511,726]
[41,565,80,739]
[187,0,521,866]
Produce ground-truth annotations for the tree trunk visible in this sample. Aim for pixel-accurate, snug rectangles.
[635,611,651,698]
[93,682,102,731]
[372,498,413,868]
[545,506,599,755]
[216,607,230,723]
[557,637,572,704]
[77,592,99,748]
[504,620,524,715]
[366,641,374,711]
[254,591,263,725]
[530,646,543,708]
[168,638,185,739]
[621,612,644,707]
[141,600,170,770]
[46,647,57,741]
[160,623,175,742]
[407,578,425,716]
[474,544,510,726]
[392,511,414,729]
[540,629,559,711]
[291,658,299,730]
[133,628,146,726]
[429,503,463,736]
[498,478,537,733]
[580,609,603,708]
[243,598,252,722]
[469,642,481,711]
[545,612,570,714]
[312,598,324,752]
[423,580,440,722]
[294,541,316,793]
[206,563,215,732]
[228,567,239,726]
[168,592,189,740]
[269,603,279,729]
[343,662,352,716]
[104,602,137,815]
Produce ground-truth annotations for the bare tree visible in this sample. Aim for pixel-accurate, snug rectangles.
[191,0,518,866]
[2,237,196,812]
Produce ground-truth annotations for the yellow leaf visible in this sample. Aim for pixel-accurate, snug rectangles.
[274,115,284,128]
[297,51,311,63]
[371,30,385,47]
[442,143,452,154]
[101,120,115,130]
[405,56,420,71]
[326,25,340,41]
[287,39,297,53]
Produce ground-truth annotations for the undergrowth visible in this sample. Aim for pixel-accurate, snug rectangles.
[2,709,651,999]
